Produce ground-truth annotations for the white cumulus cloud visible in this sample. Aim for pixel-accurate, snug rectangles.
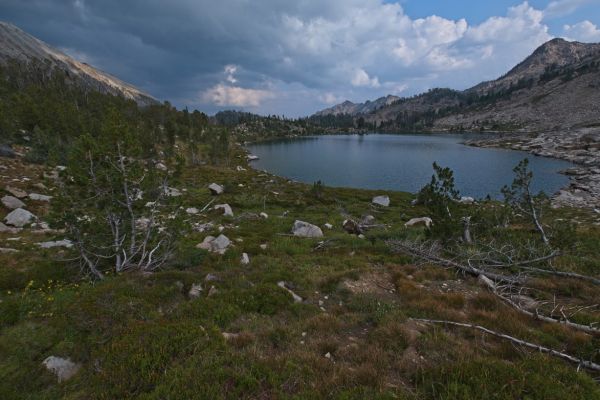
[563,20,600,42]
[202,84,274,107]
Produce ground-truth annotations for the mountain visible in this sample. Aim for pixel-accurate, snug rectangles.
[313,38,600,132]
[0,22,157,106]
[315,95,400,116]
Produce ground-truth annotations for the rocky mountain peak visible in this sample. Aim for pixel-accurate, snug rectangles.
[0,21,157,106]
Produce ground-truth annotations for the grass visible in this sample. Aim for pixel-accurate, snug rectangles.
[0,148,599,399]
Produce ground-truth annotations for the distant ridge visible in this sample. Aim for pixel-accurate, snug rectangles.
[0,21,157,106]
[313,38,600,132]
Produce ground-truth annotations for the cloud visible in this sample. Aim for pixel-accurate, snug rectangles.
[544,0,594,18]
[1,0,564,116]
[563,20,600,42]
[351,69,380,87]
[201,84,274,107]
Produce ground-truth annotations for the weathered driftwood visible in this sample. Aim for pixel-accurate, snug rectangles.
[412,318,600,372]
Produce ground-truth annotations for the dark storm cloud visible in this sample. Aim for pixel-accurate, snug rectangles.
[0,1,596,116]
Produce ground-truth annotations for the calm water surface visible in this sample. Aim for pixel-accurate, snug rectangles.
[246,134,574,199]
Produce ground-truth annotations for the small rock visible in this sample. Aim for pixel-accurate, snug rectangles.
[458,196,475,205]
[196,234,231,254]
[342,219,362,235]
[188,283,203,298]
[28,193,53,202]
[236,166,247,172]
[324,352,332,360]
[361,215,376,225]
[0,247,18,253]
[324,223,333,230]
[0,222,20,233]
[155,162,168,171]
[214,204,234,217]
[186,207,199,215]
[240,252,250,265]
[292,220,323,238]
[207,286,219,297]
[32,182,48,191]
[405,217,433,228]
[4,208,36,227]
[372,195,390,207]
[37,240,73,249]
[259,244,268,250]
[204,273,221,282]
[222,332,240,341]
[164,187,182,197]
[1,195,25,210]
[358,234,366,239]
[247,155,259,161]
[259,212,268,219]
[42,356,81,382]
[5,186,27,198]
[208,183,224,195]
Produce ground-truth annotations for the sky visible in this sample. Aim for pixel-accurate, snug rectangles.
[1,0,599,117]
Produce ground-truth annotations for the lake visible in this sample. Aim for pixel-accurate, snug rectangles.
[246,134,574,199]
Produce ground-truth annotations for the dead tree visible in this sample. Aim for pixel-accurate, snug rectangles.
[412,318,600,371]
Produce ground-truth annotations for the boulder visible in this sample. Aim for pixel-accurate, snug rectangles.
[0,222,20,234]
[0,144,15,158]
[42,356,81,382]
[1,195,25,210]
[188,283,203,298]
[342,219,362,235]
[240,252,250,265]
[361,215,376,225]
[37,240,73,249]
[196,234,231,254]
[208,183,224,195]
[404,217,433,228]
[4,208,36,227]
[214,204,234,217]
[28,193,53,202]
[372,195,390,207]
[5,186,27,199]
[458,196,475,205]
[292,220,323,238]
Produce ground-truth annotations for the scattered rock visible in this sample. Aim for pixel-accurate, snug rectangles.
[28,193,52,202]
[37,240,73,249]
[372,195,390,207]
[1,195,25,210]
[214,204,234,217]
[324,352,332,360]
[0,222,20,233]
[0,247,18,253]
[208,183,224,195]
[236,166,247,172]
[204,273,221,282]
[247,155,259,161]
[259,244,268,250]
[42,356,81,382]
[259,212,268,219]
[155,162,168,171]
[361,215,376,225]
[207,286,218,297]
[5,186,27,199]
[240,252,250,265]
[193,222,214,233]
[33,182,48,191]
[188,283,203,298]
[342,219,362,235]
[277,281,303,303]
[186,207,199,215]
[4,208,36,227]
[324,223,333,230]
[292,220,323,238]
[164,187,182,197]
[196,234,231,254]
[222,332,240,341]
[405,217,433,229]
[458,196,475,205]
[0,144,16,158]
